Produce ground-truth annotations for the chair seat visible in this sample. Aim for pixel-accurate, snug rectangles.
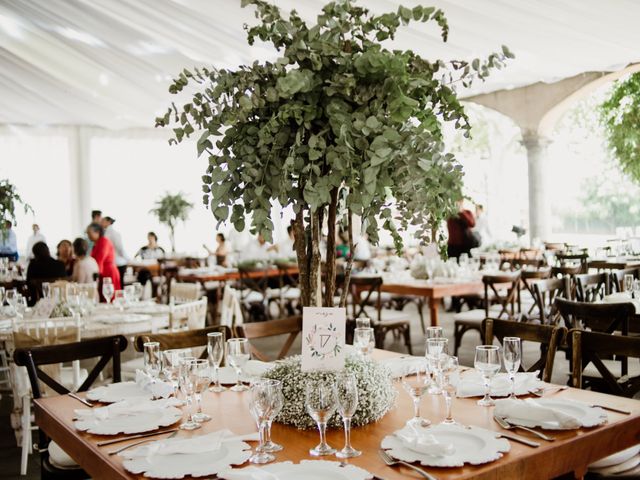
[49,440,80,469]
[242,291,266,304]
[266,287,301,300]
[363,307,411,326]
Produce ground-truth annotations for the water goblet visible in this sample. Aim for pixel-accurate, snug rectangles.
[162,349,186,392]
[5,288,17,312]
[14,295,27,318]
[102,278,114,304]
[353,327,375,357]
[425,326,443,340]
[178,357,200,430]
[440,356,459,425]
[143,341,162,380]
[189,359,212,422]
[335,372,361,458]
[226,338,250,392]
[248,380,279,463]
[401,362,431,427]
[474,345,501,406]
[260,379,284,453]
[355,317,371,329]
[305,379,337,456]
[207,332,226,392]
[503,337,521,399]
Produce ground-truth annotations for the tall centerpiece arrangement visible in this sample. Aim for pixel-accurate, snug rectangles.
[157,0,512,306]
[150,192,193,253]
[0,179,33,236]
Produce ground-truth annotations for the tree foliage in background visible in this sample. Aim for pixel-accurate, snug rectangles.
[0,179,32,237]
[150,192,193,252]
[157,0,513,306]
[601,72,640,183]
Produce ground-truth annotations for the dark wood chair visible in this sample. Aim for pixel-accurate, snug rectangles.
[609,267,640,294]
[568,329,640,397]
[517,268,551,320]
[575,273,610,302]
[483,318,566,383]
[555,252,589,273]
[532,277,570,325]
[555,297,635,335]
[13,335,127,480]
[135,325,233,359]
[348,276,413,355]
[234,315,302,361]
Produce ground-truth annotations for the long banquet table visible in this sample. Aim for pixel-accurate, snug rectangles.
[35,349,640,480]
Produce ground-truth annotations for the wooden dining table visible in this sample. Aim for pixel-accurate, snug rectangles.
[35,349,640,480]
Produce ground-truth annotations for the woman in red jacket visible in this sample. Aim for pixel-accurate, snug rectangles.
[87,223,121,301]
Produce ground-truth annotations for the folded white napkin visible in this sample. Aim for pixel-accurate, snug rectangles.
[494,398,582,429]
[456,371,543,398]
[75,397,181,421]
[136,369,174,399]
[243,360,275,379]
[378,356,427,379]
[123,429,259,458]
[394,426,454,457]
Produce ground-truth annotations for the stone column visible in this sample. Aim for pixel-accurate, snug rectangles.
[522,131,551,242]
[68,126,92,236]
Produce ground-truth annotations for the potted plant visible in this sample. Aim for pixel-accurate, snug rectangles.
[157,0,512,306]
[0,179,33,236]
[150,192,193,253]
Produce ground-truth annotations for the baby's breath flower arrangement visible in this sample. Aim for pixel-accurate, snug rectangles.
[263,354,396,429]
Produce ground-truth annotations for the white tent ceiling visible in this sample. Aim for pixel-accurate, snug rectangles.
[0,0,639,129]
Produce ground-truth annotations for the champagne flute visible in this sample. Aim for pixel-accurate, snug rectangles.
[441,355,459,425]
[625,274,634,297]
[262,382,284,453]
[425,337,448,394]
[335,372,361,458]
[143,342,162,381]
[226,338,250,392]
[401,362,431,427]
[189,359,212,422]
[248,380,279,464]
[102,278,114,304]
[207,332,226,392]
[353,327,375,357]
[178,357,200,430]
[474,345,501,406]
[305,379,337,456]
[503,337,521,399]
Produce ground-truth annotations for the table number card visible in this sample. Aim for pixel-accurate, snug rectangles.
[301,307,346,372]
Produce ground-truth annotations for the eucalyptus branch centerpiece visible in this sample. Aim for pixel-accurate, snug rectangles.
[150,192,193,253]
[157,0,512,306]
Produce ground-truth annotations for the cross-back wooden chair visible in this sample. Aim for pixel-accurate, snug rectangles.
[555,252,589,273]
[234,315,302,361]
[13,335,127,480]
[575,272,610,302]
[568,329,640,397]
[532,277,570,325]
[517,268,551,320]
[274,262,301,317]
[555,297,635,335]
[237,265,274,322]
[609,267,640,294]
[348,275,413,354]
[483,318,566,383]
[135,325,232,360]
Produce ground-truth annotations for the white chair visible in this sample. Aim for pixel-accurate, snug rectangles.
[219,285,244,328]
[169,298,208,331]
[10,316,82,476]
[170,280,202,303]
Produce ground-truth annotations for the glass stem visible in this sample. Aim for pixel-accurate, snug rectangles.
[483,375,491,403]
[196,392,202,413]
[187,394,195,421]
[413,396,421,420]
[445,392,453,422]
[318,422,327,447]
[257,422,266,452]
[265,420,272,444]
[510,373,516,398]
[215,366,222,390]
[343,417,351,449]
[235,368,242,389]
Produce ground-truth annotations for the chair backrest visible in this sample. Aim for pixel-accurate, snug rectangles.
[135,325,232,360]
[532,277,569,325]
[555,252,589,273]
[13,335,127,398]
[219,285,244,328]
[234,315,302,361]
[170,280,202,303]
[568,329,640,397]
[555,297,635,335]
[169,298,207,331]
[482,272,521,320]
[348,275,383,322]
[575,272,610,302]
[609,267,639,294]
[483,318,566,383]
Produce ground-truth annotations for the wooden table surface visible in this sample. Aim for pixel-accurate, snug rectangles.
[177,267,298,284]
[588,259,640,270]
[35,350,640,480]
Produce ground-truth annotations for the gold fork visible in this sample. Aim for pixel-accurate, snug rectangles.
[378,449,438,480]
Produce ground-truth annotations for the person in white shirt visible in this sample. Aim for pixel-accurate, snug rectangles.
[102,216,129,286]
[273,225,296,259]
[474,204,491,246]
[71,237,99,283]
[25,224,46,260]
[243,233,271,261]
[0,221,18,261]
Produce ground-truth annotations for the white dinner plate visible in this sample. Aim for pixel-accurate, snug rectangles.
[218,460,373,480]
[590,455,640,475]
[503,398,607,430]
[381,424,510,468]
[590,445,640,469]
[86,381,153,403]
[74,405,182,435]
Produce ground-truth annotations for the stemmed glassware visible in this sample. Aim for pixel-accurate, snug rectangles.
[113,290,126,311]
[633,279,640,300]
[14,295,27,318]
[440,356,459,424]
[0,286,5,308]
[102,278,114,304]
[226,338,250,392]
[335,372,361,458]
[503,337,521,399]
[425,326,443,340]
[41,283,50,299]
[425,337,448,394]
[143,342,162,381]
[305,378,338,456]
[474,345,501,406]
[401,362,431,427]
[207,332,226,392]
[248,379,280,464]
[162,349,186,392]
[6,288,17,314]
[353,327,375,357]
[189,359,212,422]
[178,356,201,430]
[355,317,371,329]
[625,274,635,297]
[262,381,284,453]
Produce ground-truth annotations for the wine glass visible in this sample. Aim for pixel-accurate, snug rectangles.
[102,278,114,304]
[67,292,82,318]
[5,288,17,312]
[335,372,361,458]
[132,282,144,301]
[162,349,186,391]
[425,337,448,394]
[441,356,459,425]
[189,359,212,422]
[248,379,279,464]
[625,274,635,297]
[262,381,284,453]
[305,379,337,456]
[124,285,136,305]
[178,357,200,430]
[355,317,371,329]
[207,332,226,393]
[353,327,375,357]
[113,290,126,311]
[503,337,521,399]
[401,362,431,427]
[143,342,162,380]
[425,326,443,340]
[474,345,501,406]
[226,338,250,392]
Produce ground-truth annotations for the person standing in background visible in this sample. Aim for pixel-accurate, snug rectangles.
[87,223,121,299]
[0,221,19,262]
[25,224,46,260]
[86,210,102,251]
[203,232,229,266]
[271,225,296,259]
[473,204,491,247]
[446,199,476,259]
[102,216,129,287]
